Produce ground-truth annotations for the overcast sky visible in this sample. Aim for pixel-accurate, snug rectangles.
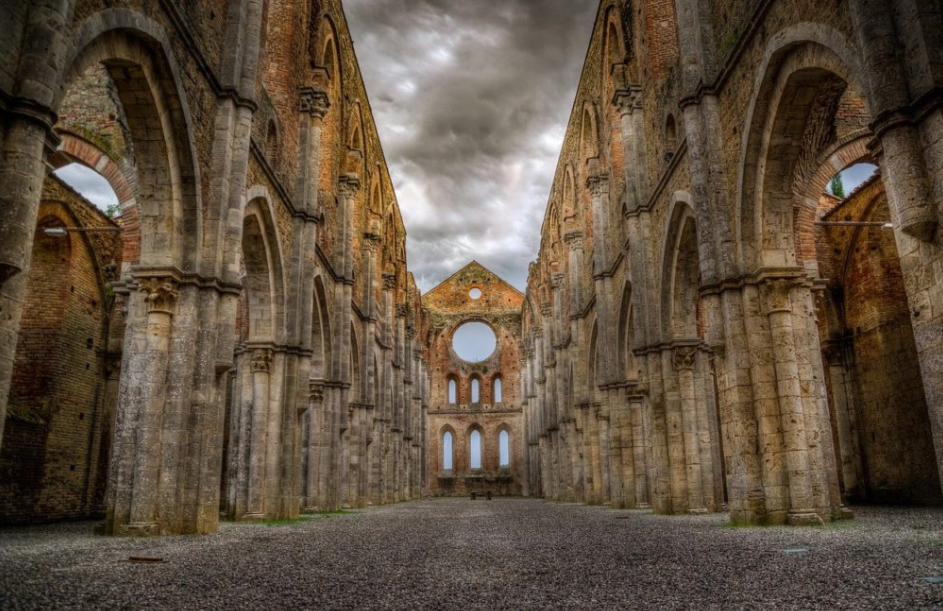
[344,0,599,292]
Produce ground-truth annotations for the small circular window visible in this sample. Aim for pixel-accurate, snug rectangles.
[452,321,497,362]
[469,287,483,300]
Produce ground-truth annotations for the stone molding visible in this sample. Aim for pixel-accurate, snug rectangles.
[138,277,179,315]
[250,349,273,373]
[613,85,643,116]
[339,174,361,197]
[672,346,698,372]
[298,87,330,119]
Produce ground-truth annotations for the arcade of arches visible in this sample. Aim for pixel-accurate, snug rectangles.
[0,0,941,535]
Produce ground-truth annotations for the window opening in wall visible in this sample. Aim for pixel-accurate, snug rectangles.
[452,321,497,362]
[471,378,480,403]
[470,430,482,469]
[442,431,453,470]
[665,114,677,162]
[825,163,878,198]
[469,287,482,300]
[493,377,502,403]
[54,164,121,217]
[448,378,457,404]
[499,430,510,467]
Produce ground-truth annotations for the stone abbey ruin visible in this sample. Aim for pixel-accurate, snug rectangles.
[0,0,942,542]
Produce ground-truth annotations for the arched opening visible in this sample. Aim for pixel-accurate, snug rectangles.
[301,276,333,510]
[442,429,454,471]
[224,196,286,519]
[447,377,457,405]
[469,429,482,470]
[493,376,503,404]
[670,214,701,340]
[58,29,201,271]
[665,114,677,161]
[499,429,510,468]
[470,377,481,405]
[265,119,278,168]
[618,285,637,381]
[815,179,940,505]
[739,38,941,512]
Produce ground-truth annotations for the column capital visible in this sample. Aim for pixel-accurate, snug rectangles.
[251,348,273,373]
[339,173,361,197]
[563,231,584,249]
[539,302,553,316]
[363,232,382,250]
[587,172,610,196]
[138,276,179,315]
[299,87,330,119]
[550,272,566,290]
[672,346,697,372]
[309,379,326,403]
[382,273,397,291]
[759,277,798,315]
[613,85,643,116]
[397,304,410,318]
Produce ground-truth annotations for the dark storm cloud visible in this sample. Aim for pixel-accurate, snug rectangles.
[345,0,598,291]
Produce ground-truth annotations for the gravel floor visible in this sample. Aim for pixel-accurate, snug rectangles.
[0,499,941,610]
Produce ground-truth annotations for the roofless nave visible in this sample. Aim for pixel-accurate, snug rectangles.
[0,0,941,536]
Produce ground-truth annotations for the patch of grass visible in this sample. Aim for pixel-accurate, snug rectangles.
[302,509,362,520]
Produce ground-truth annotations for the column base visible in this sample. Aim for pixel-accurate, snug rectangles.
[238,513,268,522]
[835,506,855,520]
[116,522,160,537]
[688,507,710,515]
[787,511,825,526]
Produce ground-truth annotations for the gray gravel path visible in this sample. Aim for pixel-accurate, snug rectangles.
[0,499,941,610]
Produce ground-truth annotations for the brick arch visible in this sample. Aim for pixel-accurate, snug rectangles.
[54,133,141,267]
[795,135,873,267]
[736,24,867,272]
[60,10,203,272]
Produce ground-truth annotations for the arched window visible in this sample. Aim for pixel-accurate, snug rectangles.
[665,114,677,162]
[499,430,510,467]
[442,430,453,470]
[493,376,503,403]
[469,430,482,469]
[448,377,457,404]
[470,378,480,404]
[266,120,278,166]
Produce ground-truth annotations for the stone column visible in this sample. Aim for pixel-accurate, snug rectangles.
[760,278,819,525]
[627,390,651,508]
[674,345,709,513]
[243,348,273,518]
[122,277,179,534]
[613,83,645,207]
[304,380,325,511]
[0,1,71,450]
